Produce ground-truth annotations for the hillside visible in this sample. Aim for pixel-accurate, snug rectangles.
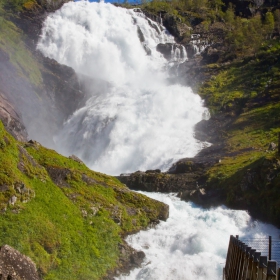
[0,120,168,279]
[0,1,170,275]
[119,0,280,226]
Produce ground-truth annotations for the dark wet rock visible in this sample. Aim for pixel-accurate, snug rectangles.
[46,167,71,188]
[137,26,145,43]
[201,45,221,64]
[130,251,145,266]
[162,14,191,42]
[157,202,169,221]
[117,171,195,193]
[143,44,152,56]
[180,188,223,206]
[145,169,161,174]
[103,242,145,280]
[147,18,161,35]
[0,244,40,280]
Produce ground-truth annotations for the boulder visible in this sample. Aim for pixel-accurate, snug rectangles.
[0,244,40,280]
[69,155,84,164]
[268,142,277,151]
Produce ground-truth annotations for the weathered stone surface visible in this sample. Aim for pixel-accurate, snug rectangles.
[0,93,27,142]
[69,155,84,164]
[162,13,191,42]
[117,171,198,193]
[157,202,169,221]
[17,146,43,175]
[0,185,9,192]
[103,242,146,280]
[0,244,40,280]
[268,142,277,151]
[46,167,71,188]
[156,43,186,60]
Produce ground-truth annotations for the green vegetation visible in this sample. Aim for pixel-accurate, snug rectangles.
[141,0,280,59]
[198,43,280,223]
[136,0,280,224]
[199,43,280,113]
[0,122,166,279]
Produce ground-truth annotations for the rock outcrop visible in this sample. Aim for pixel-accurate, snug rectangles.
[0,245,40,280]
[0,93,27,142]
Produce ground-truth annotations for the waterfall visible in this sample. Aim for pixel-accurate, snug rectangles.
[36,3,280,279]
[37,1,209,175]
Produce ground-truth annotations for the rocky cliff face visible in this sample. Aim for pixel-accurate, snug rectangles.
[0,1,91,147]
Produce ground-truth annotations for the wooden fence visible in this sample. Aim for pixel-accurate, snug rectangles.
[223,235,280,280]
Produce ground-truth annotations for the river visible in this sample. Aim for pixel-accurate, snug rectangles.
[117,192,279,280]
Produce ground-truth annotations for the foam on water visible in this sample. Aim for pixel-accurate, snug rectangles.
[37,1,209,175]
[117,192,279,280]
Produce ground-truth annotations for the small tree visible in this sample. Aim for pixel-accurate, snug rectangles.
[273,9,280,35]
[264,12,275,39]
[224,5,235,30]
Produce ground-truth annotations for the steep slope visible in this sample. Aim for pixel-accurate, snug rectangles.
[117,1,280,227]
[0,121,168,279]
[0,0,88,147]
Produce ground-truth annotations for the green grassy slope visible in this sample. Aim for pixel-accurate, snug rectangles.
[199,44,280,223]
[0,121,167,279]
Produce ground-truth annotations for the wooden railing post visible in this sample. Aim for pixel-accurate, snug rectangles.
[225,235,234,280]
[251,252,261,280]
[237,243,246,280]
[228,237,240,280]
[242,247,252,280]
[266,261,277,280]
[240,244,248,280]
[246,249,256,280]
[234,240,243,279]
[258,256,267,280]
[269,236,272,261]
[229,237,237,280]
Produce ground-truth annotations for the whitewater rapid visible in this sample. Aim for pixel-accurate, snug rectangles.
[117,192,279,280]
[37,1,209,175]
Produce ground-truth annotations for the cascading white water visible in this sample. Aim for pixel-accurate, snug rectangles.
[117,192,279,280]
[36,3,280,279]
[37,1,209,175]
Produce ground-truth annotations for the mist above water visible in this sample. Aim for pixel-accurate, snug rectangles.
[117,192,279,280]
[37,1,209,175]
